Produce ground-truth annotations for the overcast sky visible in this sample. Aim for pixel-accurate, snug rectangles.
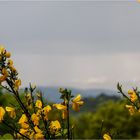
[0,1,140,90]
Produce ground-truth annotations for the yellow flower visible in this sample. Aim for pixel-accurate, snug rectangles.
[18,114,28,124]
[2,68,8,75]
[72,94,84,111]
[18,114,29,129]
[0,46,5,54]
[53,104,67,119]
[103,134,112,140]
[43,105,51,113]
[0,75,7,83]
[0,107,5,122]
[6,106,16,119]
[29,131,35,139]
[126,105,135,115]
[8,59,13,66]
[31,113,40,126]
[34,126,43,133]
[49,120,61,134]
[0,68,8,83]
[128,90,138,102]
[35,100,42,109]
[34,133,44,140]
[19,128,28,135]
[42,105,51,120]
[18,128,30,138]
[14,79,21,90]
[53,104,67,110]
[20,123,29,129]
[33,126,44,139]
[5,52,11,58]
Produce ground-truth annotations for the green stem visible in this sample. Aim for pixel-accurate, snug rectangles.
[99,120,104,139]
[67,101,70,139]
[30,90,36,113]
[39,92,49,139]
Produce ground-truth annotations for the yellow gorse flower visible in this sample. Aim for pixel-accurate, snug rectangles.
[0,74,7,83]
[35,100,42,109]
[53,104,67,110]
[0,46,5,54]
[18,114,29,129]
[53,104,67,119]
[29,131,35,139]
[5,51,11,58]
[49,120,61,134]
[43,105,51,113]
[34,126,44,139]
[6,106,16,119]
[2,68,8,75]
[125,105,135,115]
[18,114,28,124]
[128,90,138,102]
[0,68,8,83]
[72,94,84,111]
[103,134,112,140]
[42,105,51,120]
[31,113,40,126]
[0,107,5,122]
[34,126,43,133]
[20,123,29,129]
[34,133,44,140]
[0,46,10,58]
[14,79,21,90]
[19,128,28,135]
[8,59,13,66]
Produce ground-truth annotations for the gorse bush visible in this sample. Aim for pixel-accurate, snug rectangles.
[117,83,140,115]
[0,46,131,140]
[0,46,85,139]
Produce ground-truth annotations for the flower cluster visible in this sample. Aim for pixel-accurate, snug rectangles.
[0,46,84,139]
[117,83,140,115]
[103,133,112,140]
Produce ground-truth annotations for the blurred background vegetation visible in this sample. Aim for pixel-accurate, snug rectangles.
[0,87,140,139]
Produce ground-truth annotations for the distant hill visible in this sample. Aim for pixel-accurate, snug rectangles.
[80,93,120,113]
[36,86,119,102]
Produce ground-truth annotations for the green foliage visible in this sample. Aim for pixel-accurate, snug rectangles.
[74,100,140,139]
[0,133,13,139]
[79,94,120,113]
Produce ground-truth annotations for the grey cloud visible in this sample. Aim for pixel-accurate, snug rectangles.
[0,1,140,89]
[0,1,140,55]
